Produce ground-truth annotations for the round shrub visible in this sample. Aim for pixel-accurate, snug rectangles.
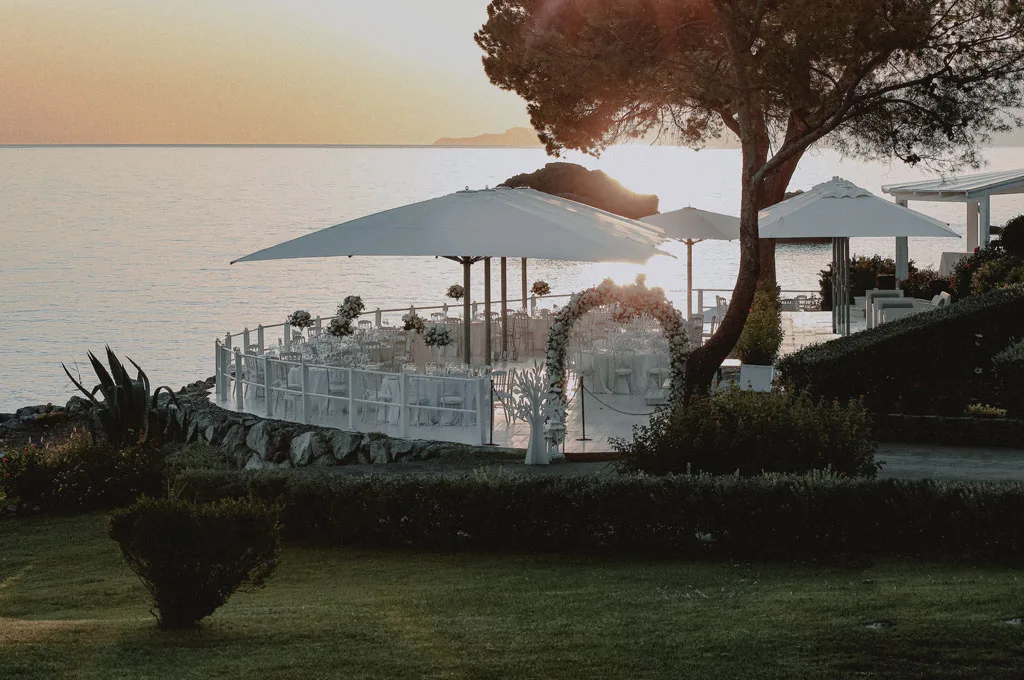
[949,243,1005,299]
[1000,214,1024,257]
[613,389,877,477]
[735,288,783,365]
[970,257,1024,296]
[109,496,280,629]
[993,339,1024,417]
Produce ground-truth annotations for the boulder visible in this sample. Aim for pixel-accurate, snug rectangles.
[392,439,416,461]
[245,421,289,463]
[221,424,250,467]
[312,453,338,467]
[16,406,41,422]
[244,454,269,471]
[331,430,362,463]
[65,396,93,415]
[290,431,328,467]
[369,439,393,464]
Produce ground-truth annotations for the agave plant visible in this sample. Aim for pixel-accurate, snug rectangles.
[63,347,180,449]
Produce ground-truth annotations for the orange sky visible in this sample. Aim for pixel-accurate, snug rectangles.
[0,0,531,144]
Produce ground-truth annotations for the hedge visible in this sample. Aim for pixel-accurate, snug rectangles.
[177,470,1024,564]
[776,284,1024,415]
[993,339,1024,417]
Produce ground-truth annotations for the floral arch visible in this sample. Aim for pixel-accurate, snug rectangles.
[544,276,691,416]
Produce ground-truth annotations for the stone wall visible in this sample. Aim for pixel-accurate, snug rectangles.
[3,379,518,467]
[154,380,515,469]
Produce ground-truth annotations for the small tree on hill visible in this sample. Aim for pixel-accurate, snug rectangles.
[476,0,1024,393]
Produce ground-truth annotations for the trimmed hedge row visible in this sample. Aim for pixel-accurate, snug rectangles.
[776,284,1024,415]
[178,470,1024,564]
[993,340,1024,417]
[874,413,1024,448]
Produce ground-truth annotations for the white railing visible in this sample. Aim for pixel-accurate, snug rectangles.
[220,288,821,355]
[215,343,491,446]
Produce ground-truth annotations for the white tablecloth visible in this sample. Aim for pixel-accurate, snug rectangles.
[379,374,479,426]
[580,351,669,395]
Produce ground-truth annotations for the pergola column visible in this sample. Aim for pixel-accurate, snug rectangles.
[966,200,980,252]
[979,194,992,246]
[895,199,909,282]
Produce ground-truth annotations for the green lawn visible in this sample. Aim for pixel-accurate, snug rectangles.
[3,514,1024,679]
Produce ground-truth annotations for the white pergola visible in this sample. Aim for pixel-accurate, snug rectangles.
[882,169,1024,277]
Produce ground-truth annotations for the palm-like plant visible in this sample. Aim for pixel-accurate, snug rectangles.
[63,346,179,449]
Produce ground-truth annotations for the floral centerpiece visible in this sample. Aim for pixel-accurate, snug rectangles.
[531,280,551,296]
[423,325,453,347]
[327,295,365,338]
[287,309,315,330]
[446,284,465,301]
[402,310,426,334]
[339,295,365,320]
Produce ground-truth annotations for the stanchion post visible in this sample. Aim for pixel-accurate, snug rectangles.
[575,374,591,442]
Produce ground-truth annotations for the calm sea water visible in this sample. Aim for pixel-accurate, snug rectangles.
[2,145,1023,411]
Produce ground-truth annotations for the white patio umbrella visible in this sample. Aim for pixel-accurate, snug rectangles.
[232,186,669,364]
[641,207,740,317]
[758,177,959,335]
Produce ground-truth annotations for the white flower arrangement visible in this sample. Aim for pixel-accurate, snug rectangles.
[327,316,354,338]
[402,311,426,334]
[544,274,690,416]
[446,284,465,301]
[287,309,314,329]
[338,295,365,320]
[423,325,453,347]
[327,295,365,337]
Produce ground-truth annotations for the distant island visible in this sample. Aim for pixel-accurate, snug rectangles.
[432,127,543,148]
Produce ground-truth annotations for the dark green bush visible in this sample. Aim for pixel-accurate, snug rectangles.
[900,267,949,300]
[993,339,1024,417]
[949,243,1007,300]
[999,214,1024,257]
[777,284,1024,415]
[819,255,916,310]
[109,496,280,629]
[611,389,876,477]
[970,255,1024,295]
[0,431,164,512]
[176,470,1024,564]
[164,442,232,477]
[735,288,783,365]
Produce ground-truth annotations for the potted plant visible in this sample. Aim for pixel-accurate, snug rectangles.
[734,288,783,391]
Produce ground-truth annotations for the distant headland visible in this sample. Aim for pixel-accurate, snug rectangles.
[432,127,543,148]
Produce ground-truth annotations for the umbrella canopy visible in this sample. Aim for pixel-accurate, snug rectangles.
[757,177,958,337]
[642,207,740,318]
[642,206,740,241]
[232,186,671,365]
[758,177,958,238]
[231,187,668,264]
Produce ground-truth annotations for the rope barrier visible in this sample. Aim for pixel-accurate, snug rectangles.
[579,383,658,417]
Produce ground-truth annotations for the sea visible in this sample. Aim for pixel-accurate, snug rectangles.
[2,144,1023,411]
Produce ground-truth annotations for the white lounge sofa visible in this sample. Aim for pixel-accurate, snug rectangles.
[864,289,904,329]
[878,292,951,324]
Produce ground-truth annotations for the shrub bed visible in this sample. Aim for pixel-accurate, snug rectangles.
[993,340,1024,418]
[0,431,164,512]
[873,413,1024,448]
[611,389,876,477]
[776,285,1024,415]
[176,470,1024,564]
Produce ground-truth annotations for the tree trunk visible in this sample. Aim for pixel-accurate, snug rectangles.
[755,154,803,291]
[684,171,763,395]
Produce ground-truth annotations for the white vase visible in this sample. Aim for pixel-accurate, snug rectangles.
[524,413,550,465]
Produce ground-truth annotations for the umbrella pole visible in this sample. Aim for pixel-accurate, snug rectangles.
[687,240,694,318]
[500,257,508,359]
[463,258,472,366]
[521,258,528,310]
[484,257,492,365]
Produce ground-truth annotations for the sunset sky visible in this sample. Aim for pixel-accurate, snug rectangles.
[0,0,531,144]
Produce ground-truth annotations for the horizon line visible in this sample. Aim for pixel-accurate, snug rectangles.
[0,143,547,149]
